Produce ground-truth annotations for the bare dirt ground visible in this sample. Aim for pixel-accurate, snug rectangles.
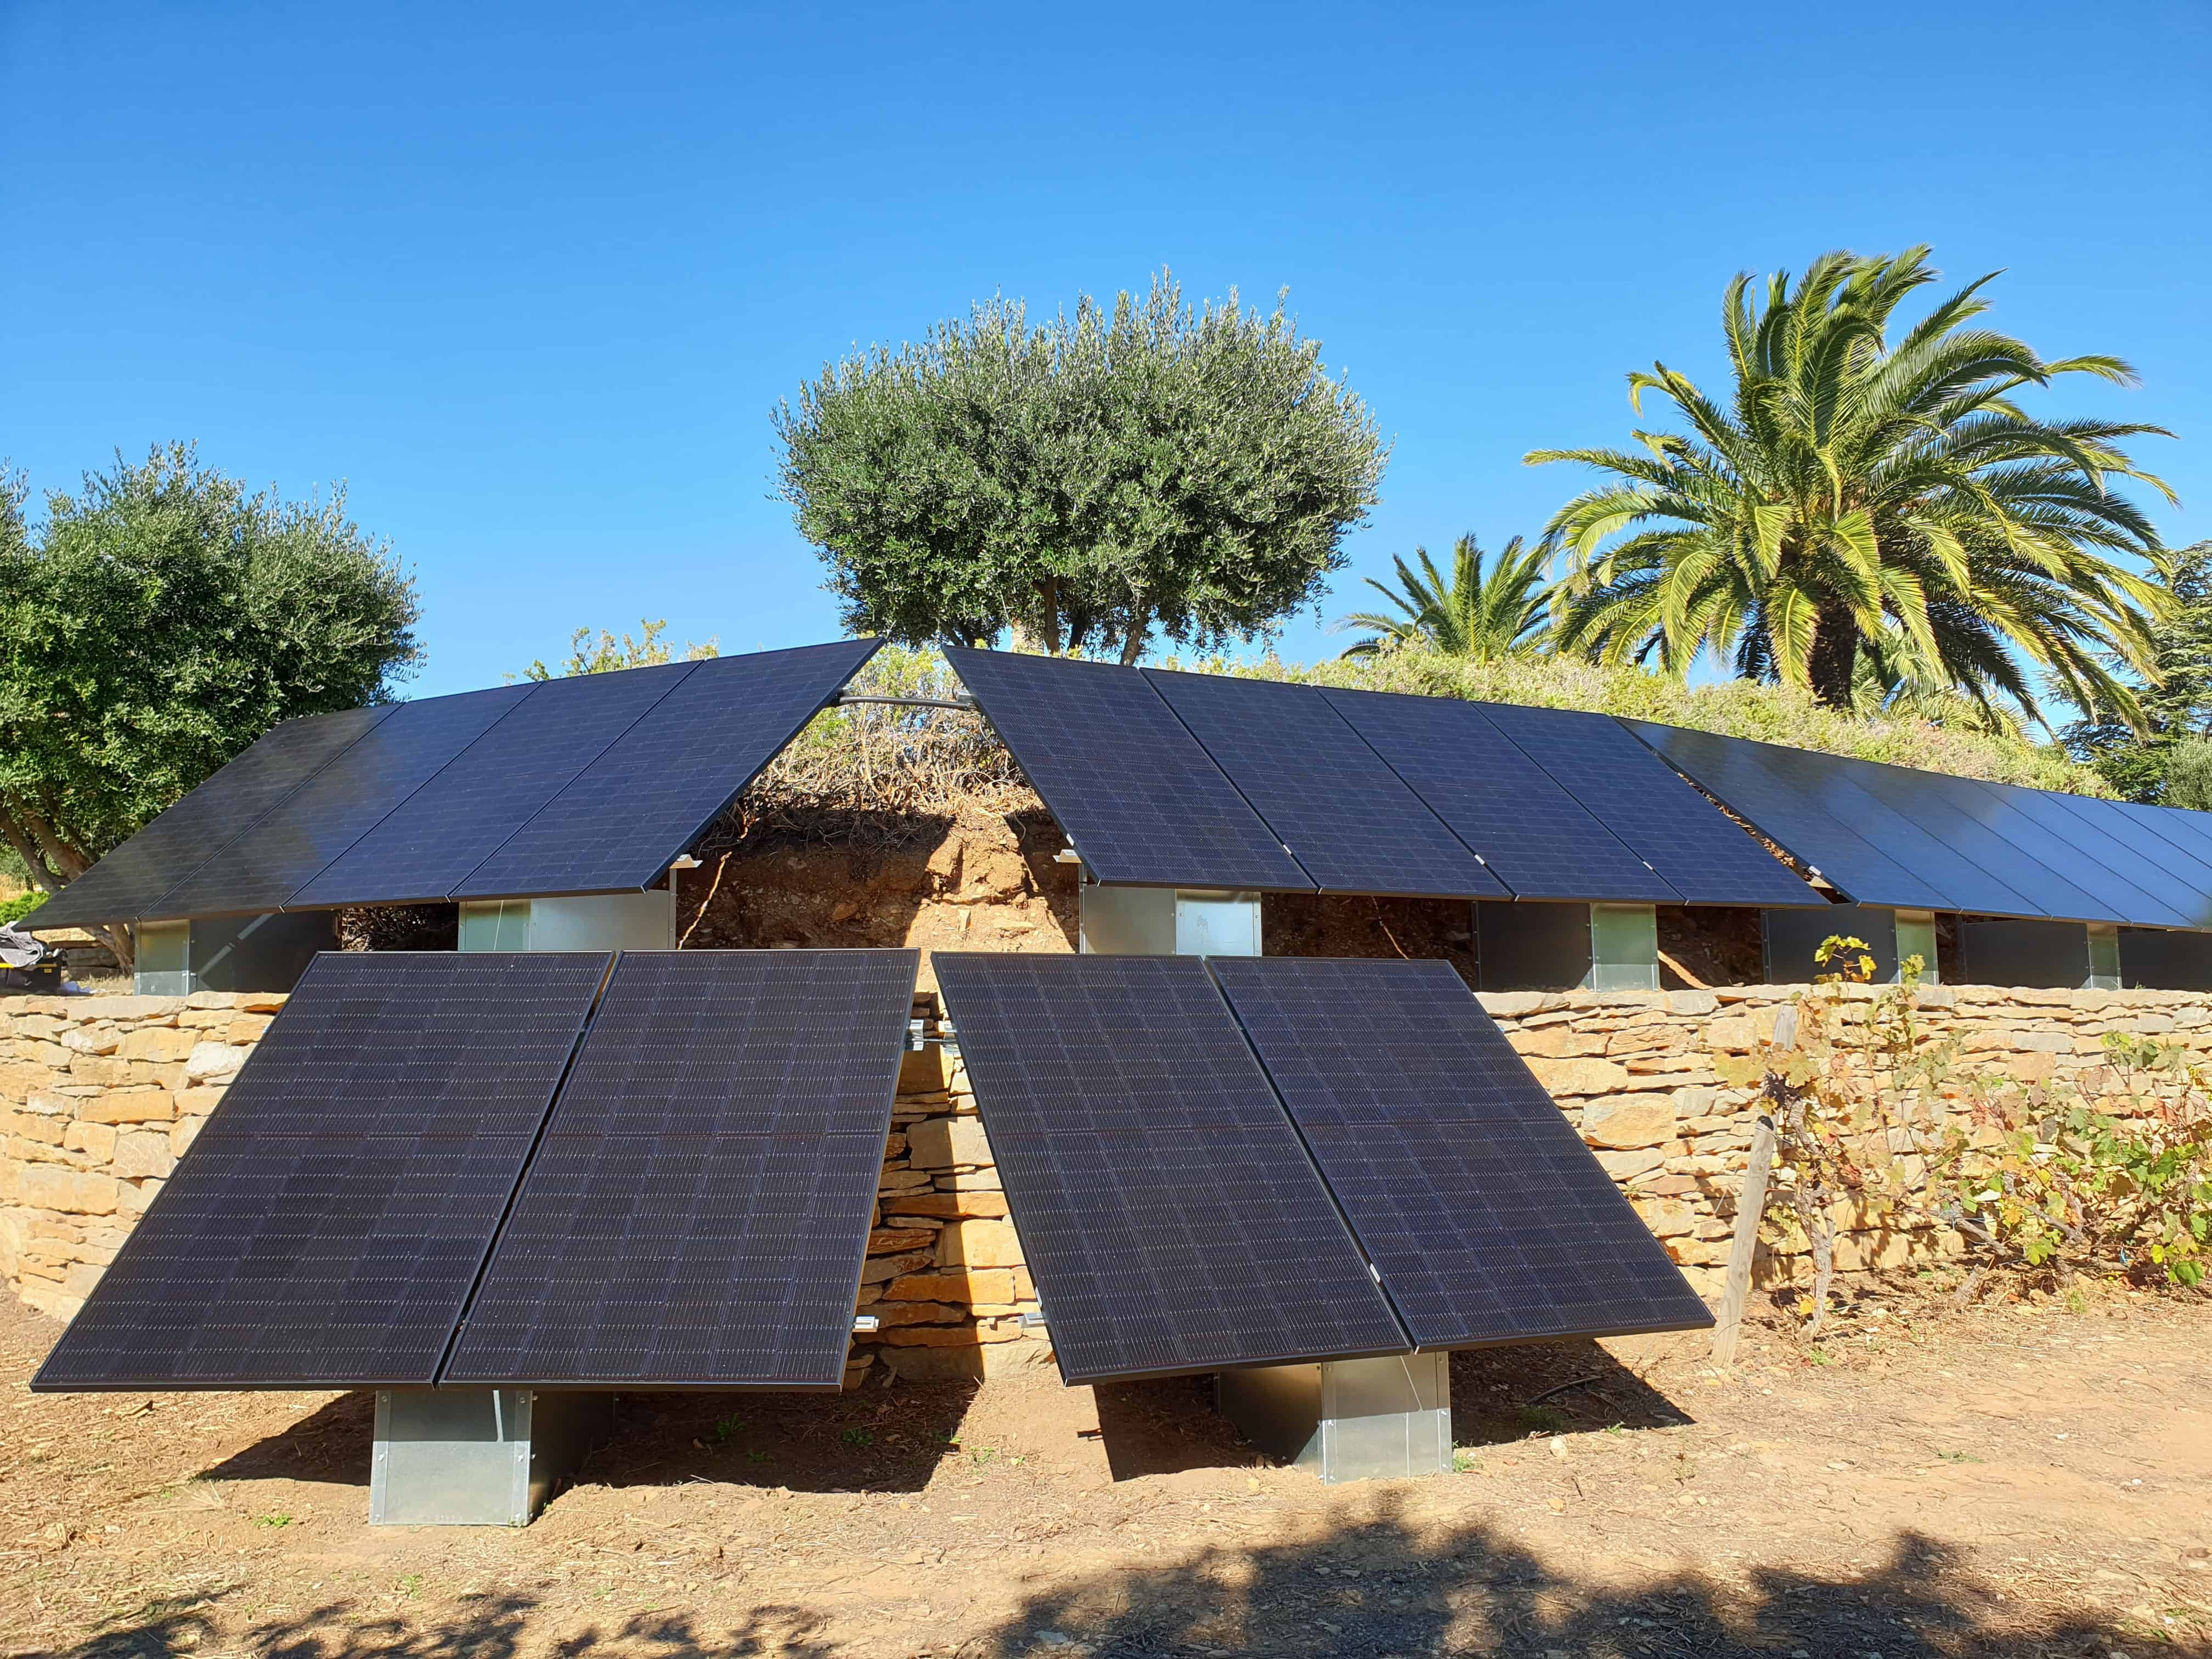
[1,1282,2206,1659]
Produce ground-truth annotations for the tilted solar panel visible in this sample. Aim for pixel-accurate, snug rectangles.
[932,953,1408,1383]
[33,952,608,1391]
[945,647,1312,892]
[1209,956,1713,1348]
[1634,721,2212,928]
[1142,670,1506,898]
[1628,723,1965,912]
[28,705,393,930]
[2108,800,2212,903]
[445,949,919,1389]
[453,640,879,901]
[1478,705,1815,907]
[1946,778,2194,928]
[1321,687,1680,903]
[143,685,533,921]
[289,663,695,910]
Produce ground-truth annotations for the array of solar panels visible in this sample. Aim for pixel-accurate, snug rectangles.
[29,640,881,930]
[933,952,1711,1386]
[945,647,1816,908]
[33,948,919,1392]
[1636,725,2212,930]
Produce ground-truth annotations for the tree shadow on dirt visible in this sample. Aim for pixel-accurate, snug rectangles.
[994,1509,2161,1658]
[59,1514,2167,1659]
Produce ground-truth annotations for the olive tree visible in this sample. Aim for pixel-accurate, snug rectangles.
[775,271,1386,663]
[0,445,420,960]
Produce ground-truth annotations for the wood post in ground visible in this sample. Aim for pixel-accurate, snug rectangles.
[1711,1112,1777,1367]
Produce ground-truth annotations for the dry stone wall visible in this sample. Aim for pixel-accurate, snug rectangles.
[0,991,280,1321]
[9,979,2204,1373]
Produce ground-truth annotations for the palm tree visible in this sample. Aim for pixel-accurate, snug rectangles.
[1530,248,2174,725]
[1336,534,1554,659]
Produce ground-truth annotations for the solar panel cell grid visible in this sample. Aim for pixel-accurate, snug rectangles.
[1209,955,1713,1349]
[443,1133,885,1388]
[1142,670,1505,898]
[290,662,696,909]
[1479,704,1814,907]
[454,640,879,900]
[29,704,393,929]
[31,1135,534,1390]
[930,952,1408,1383]
[944,647,1311,892]
[144,685,533,921]
[447,948,919,1389]
[543,949,920,1136]
[31,951,608,1392]
[1323,689,1680,904]
[193,951,614,1144]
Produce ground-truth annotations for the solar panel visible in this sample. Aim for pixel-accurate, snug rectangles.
[931,952,1408,1384]
[1209,956,1713,1347]
[142,685,533,921]
[1477,705,1815,907]
[289,663,696,909]
[1142,670,1506,898]
[442,1132,887,1389]
[27,705,392,930]
[445,949,919,1389]
[32,952,608,1391]
[2110,800,2212,899]
[1833,761,2111,923]
[1633,721,2207,927]
[945,647,1311,892]
[1322,687,1681,903]
[514,948,921,1136]
[453,640,879,900]
[1945,778,2194,928]
[1628,723,1968,912]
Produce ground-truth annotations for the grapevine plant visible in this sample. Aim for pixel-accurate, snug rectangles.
[1719,937,2212,1328]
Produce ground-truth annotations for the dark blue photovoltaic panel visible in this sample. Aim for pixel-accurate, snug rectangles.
[32,952,607,1391]
[453,640,879,900]
[142,686,533,920]
[1210,957,1712,1347]
[1836,760,2113,923]
[291,663,695,909]
[446,948,918,1388]
[1949,779,2194,928]
[444,1133,887,1389]
[932,953,1407,1383]
[2029,794,2212,929]
[1142,670,1505,898]
[1478,705,1815,907]
[1322,687,1680,903]
[945,647,1311,892]
[191,951,612,1143]
[2113,799,2212,879]
[27,706,393,930]
[527,949,920,1137]
[1633,721,2212,927]
[1629,724,1962,911]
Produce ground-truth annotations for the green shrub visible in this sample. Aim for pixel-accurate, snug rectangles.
[0,890,46,926]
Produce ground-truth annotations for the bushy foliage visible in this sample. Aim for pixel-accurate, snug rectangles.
[0,445,419,926]
[0,889,46,926]
[775,270,1385,663]
[1722,939,2212,1329]
[523,618,718,681]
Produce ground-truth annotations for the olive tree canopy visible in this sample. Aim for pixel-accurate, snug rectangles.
[0,444,420,951]
[775,272,1386,663]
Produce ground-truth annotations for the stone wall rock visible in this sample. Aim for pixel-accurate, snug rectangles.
[1,990,279,1321]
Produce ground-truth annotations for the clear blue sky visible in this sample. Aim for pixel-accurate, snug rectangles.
[4,2,2207,698]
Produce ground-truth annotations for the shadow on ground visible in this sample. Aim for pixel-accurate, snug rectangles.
[63,1514,2164,1659]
